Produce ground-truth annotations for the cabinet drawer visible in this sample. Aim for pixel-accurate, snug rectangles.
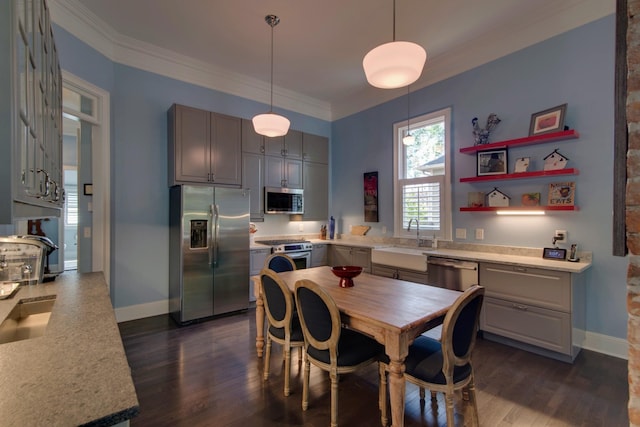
[480,297,571,355]
[480,262,571,312]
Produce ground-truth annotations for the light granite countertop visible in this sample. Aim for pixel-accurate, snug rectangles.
[0,272,139,426]
[251,236,592,274]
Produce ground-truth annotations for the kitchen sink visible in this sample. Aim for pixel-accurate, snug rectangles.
[371,246,430,272]
[0,297,56,344]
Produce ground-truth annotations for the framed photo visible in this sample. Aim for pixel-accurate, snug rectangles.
[548,182,575,206]
[363,172,378,222]
[521,192,541,207]
[83,183,93,196]
[529,103,567,136]
[477,149,508,176]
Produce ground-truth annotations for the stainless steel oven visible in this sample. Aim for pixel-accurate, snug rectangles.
[254,239,312,270]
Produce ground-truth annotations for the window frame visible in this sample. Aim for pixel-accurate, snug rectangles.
[393,107,452,240]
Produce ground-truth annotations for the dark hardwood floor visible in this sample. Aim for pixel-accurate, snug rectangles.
[118,310,628,427]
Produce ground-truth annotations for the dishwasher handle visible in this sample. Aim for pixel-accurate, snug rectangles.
[427,257,478,271]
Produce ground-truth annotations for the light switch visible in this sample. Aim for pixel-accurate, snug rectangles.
[298,223,304,232]
[475,228,484,240]
[84,227,91,238]
[455,228,467,239]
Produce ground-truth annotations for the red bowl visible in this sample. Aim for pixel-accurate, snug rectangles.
[331,266,363,288]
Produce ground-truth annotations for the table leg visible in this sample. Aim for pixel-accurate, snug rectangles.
[388,359,406,427]
[254,277,265,358]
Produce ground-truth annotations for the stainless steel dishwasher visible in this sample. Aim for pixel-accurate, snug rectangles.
[427,257,479,290]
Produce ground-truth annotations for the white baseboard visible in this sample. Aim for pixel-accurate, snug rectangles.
[115,300,168,323]
[580,329,628,360]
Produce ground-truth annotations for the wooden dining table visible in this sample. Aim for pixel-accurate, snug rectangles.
[253,266,462,427]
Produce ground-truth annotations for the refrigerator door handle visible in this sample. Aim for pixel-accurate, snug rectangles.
[212,203,219,267]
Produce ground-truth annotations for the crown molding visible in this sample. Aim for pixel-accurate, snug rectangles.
[49,0,332,122]
[50,0,613,122]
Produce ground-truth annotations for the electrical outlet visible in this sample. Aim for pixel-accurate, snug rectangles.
[455,228,467,239]
[475,228,484,240]
[554,229,567,243]
[382,226,387,235]
[84,227,91,238]
[298,223,304,232]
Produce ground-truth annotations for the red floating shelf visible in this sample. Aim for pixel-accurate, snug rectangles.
[460,206,579,212]
[459,130,579,154]
[460,168,579,183]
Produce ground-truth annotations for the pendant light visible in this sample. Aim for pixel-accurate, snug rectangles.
[363,0,427,89]
[253,15,290,137]
[402,85,415,145]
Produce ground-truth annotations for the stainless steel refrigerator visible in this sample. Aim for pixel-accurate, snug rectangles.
[169,185,250,324]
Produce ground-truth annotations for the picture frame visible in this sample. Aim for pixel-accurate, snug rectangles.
[548,182,575,206]
[542,247,567,260]
[363,172,378,222]
[529,103,567,136]
[477,149,508,176]
[83,183,93,196]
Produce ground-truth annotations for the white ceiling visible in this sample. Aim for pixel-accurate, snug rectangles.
[51,0,614,121]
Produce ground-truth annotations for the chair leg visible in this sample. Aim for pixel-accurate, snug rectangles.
[444,391,455,427]
[467,375,480,426]
[263,336,272,381]
[283,347,291,397]
[302,355,310,411]
[419,387,425,401]
[431,391,437,402]
[330,371,339,427]
[379,363,388,426]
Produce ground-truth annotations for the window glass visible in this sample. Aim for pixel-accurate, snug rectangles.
[394,108,451,240]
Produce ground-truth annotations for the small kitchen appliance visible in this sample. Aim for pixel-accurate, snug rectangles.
[0,235,57,284]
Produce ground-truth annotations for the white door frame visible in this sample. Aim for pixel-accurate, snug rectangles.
[62,71,111,288]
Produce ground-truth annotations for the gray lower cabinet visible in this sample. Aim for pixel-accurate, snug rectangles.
[479,262,585,362]
[329,245,371,273]
[311,243,328,267]
[249,247,270,302]
[371,264,429,284]
[168,104,241,186]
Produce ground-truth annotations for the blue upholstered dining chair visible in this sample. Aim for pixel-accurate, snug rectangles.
[380,285,485,427]
[294,279,385,427]
[264,253,296,272]
[260,268,304,397]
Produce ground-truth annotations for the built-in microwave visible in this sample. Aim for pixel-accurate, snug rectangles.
[265,187,304,214]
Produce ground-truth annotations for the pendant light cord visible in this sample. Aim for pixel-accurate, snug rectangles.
[393,0,396,41]
[269,19,274,112]
[406,85,410,135]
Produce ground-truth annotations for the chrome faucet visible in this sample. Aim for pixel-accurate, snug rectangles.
[407,218,422,246]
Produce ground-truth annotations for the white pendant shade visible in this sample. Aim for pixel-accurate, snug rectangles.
[252,113,290,137]
[402,134,415,146]
[363,41,426,89]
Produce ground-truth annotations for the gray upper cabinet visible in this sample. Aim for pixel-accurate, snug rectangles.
[264,130,303,159]
[302,133,328,164]
[264,156,303,189]
[168,104,241,187]
[241,119,265,154]
[1,0,63,224]
[300,161,328,220]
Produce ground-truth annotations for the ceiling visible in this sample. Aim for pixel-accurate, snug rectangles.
[51,0,614,121]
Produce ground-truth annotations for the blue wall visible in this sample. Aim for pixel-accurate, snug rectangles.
[53,25,331,308]
[53,15,626,341]
[332,15,626,339]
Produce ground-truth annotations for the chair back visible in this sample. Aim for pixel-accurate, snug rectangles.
[294,279,341,362]
[260,269,295,330]
[264,253,297,272]
[440,285,485,374]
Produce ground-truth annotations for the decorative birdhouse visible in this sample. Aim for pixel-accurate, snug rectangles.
[487,187,510,207]
[514,157,530,173]
[543,149,569,171]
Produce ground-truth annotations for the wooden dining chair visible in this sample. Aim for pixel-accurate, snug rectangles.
[380,285,485,427]
[264,253,296,272]
[294,279,385,427]
[260,268,305,396]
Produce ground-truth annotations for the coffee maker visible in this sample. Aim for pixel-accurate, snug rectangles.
[0,235,58,284]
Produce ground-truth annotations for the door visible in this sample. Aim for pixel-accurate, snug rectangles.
[212,187,249,315]
[182,185,215,321]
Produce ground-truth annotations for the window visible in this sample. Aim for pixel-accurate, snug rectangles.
[393,107,452,240]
